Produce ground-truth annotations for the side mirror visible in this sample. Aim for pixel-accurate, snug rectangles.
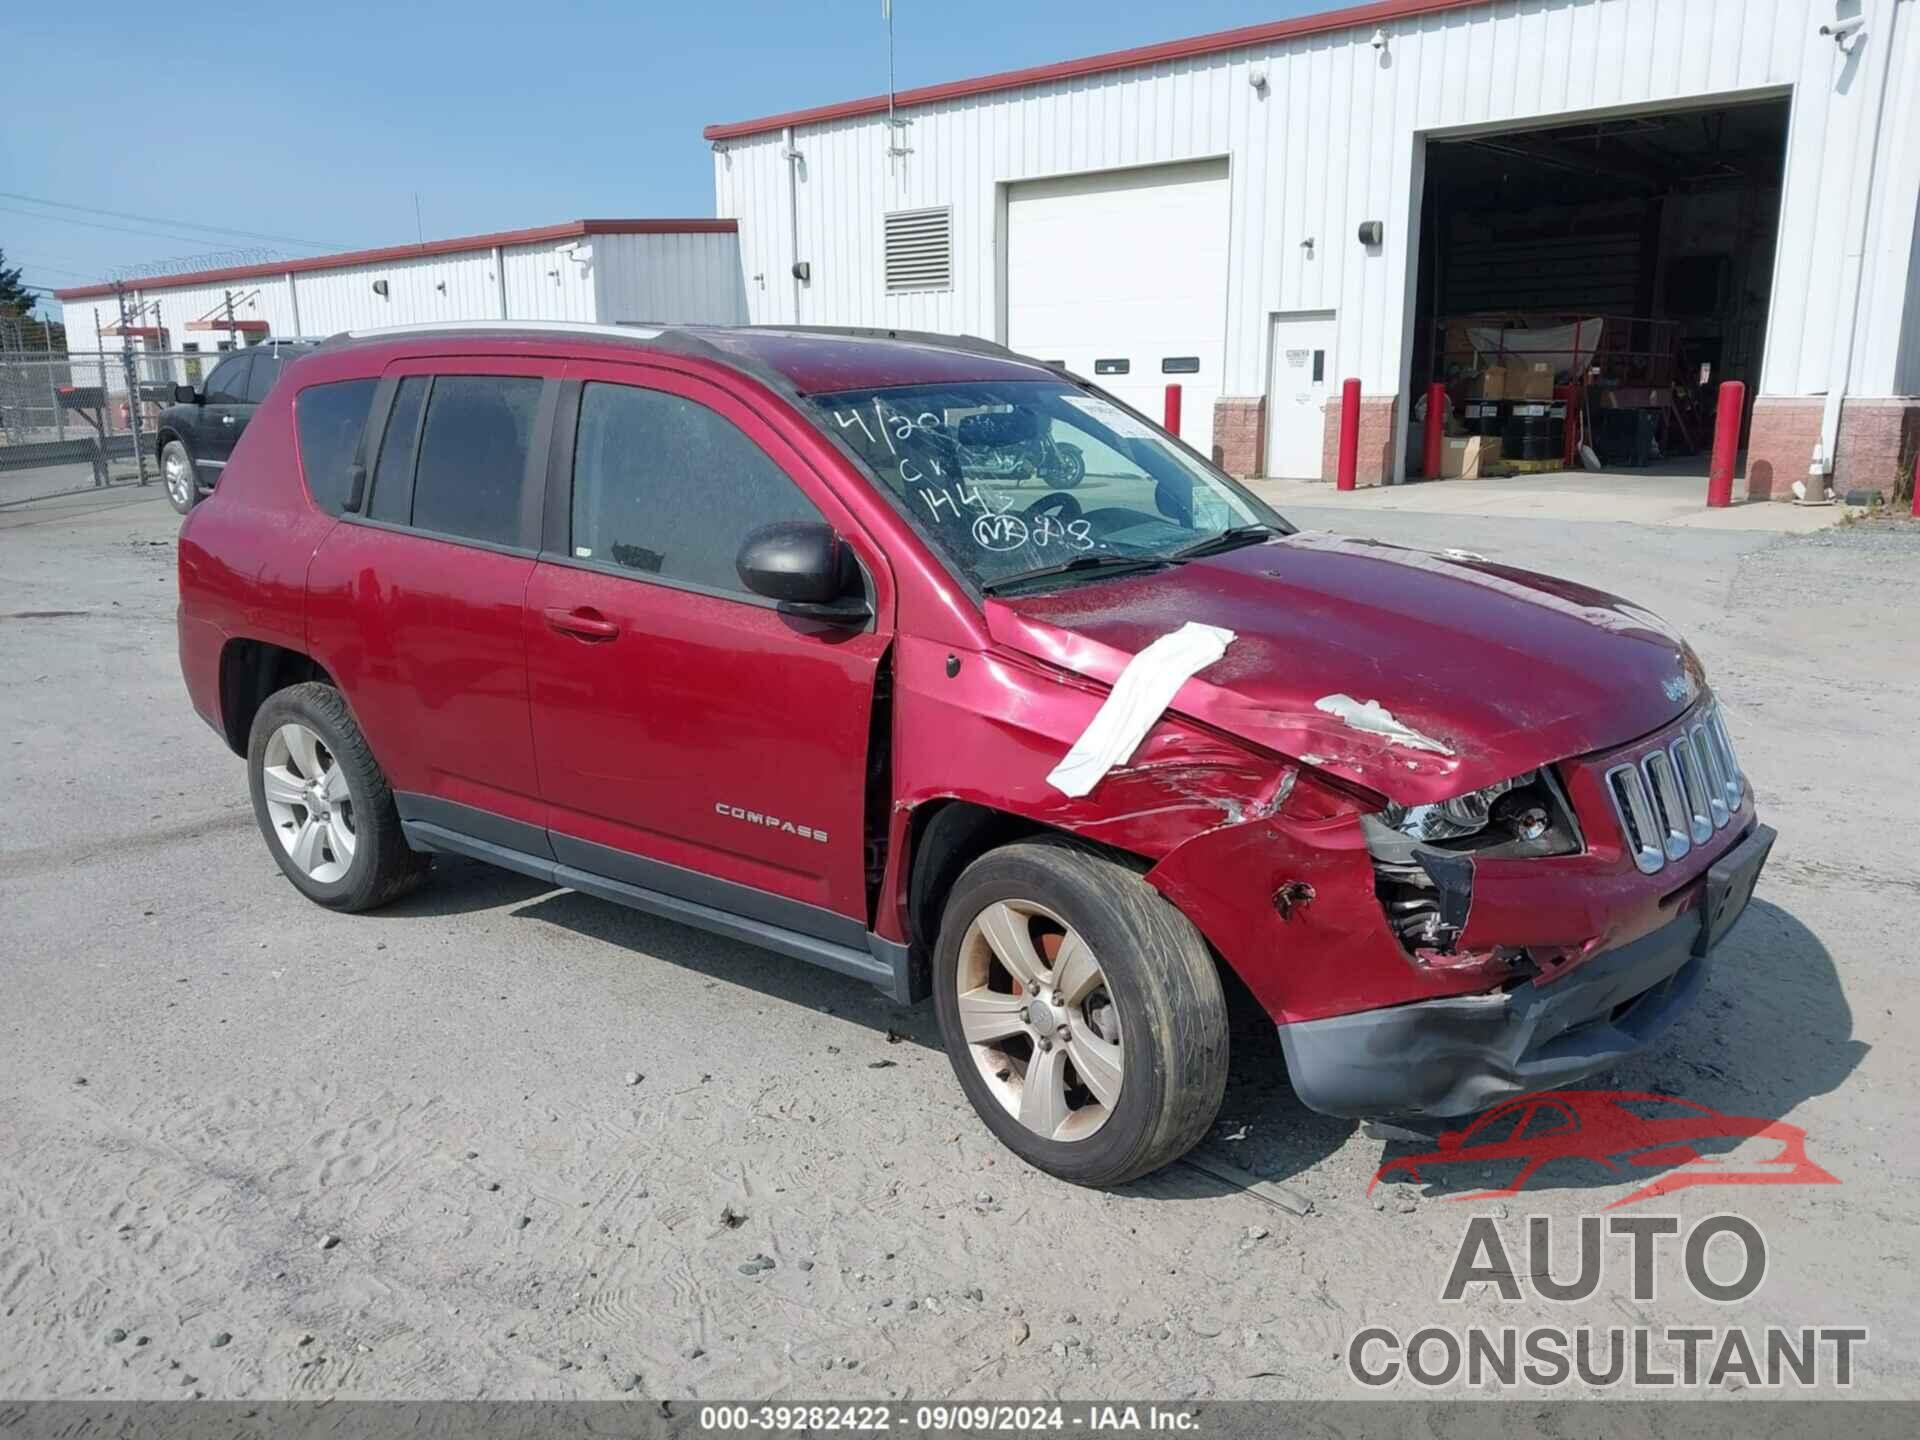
[173,383,198,405]
[736,521,869,624]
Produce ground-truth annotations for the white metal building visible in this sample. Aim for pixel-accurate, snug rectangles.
[57,218,747,360]
[707,0,1920,498]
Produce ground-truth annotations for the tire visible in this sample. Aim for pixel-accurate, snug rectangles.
[1043,442,1087,490]
[246,682,429,912]
[931,840,1228,1186]
[161,438,198,515]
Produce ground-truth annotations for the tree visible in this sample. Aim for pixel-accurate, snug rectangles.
[0,247,33,314]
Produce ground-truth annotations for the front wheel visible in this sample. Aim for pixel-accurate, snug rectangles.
[161,439,197,514]
[247,682,429,912]
[931,841,1228,1186]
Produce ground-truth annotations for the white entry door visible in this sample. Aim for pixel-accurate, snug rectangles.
[1265,312,1336,479]
[1006,160,1229,450]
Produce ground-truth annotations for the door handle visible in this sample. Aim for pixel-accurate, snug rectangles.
[220,413,235,425]
[544,606,620,642]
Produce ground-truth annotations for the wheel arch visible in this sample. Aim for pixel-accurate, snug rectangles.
[904,798,1150,955]
[217,637,336,757]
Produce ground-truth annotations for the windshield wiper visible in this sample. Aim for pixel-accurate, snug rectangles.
[980,553,1172,595]
[1172,524,1283,561]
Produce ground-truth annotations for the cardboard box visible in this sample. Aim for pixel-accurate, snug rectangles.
[1440,435,1502,479]
[1470,363,1556,401]
[1509,362,1557,400]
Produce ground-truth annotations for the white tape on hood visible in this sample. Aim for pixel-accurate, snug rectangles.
[1045,622,1237,798]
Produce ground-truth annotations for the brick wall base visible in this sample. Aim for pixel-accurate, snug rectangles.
[1320,394,1400,488]
[1211,396,1265,478]
[1748,395,1920,502]
[1832,398,1920,503]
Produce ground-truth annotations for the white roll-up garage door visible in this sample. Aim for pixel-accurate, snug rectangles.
[1005,159,1230,451]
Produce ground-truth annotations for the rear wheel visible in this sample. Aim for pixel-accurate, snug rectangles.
[247,682,428,912]
[161,439,197,514]
[932,841,1228,1186]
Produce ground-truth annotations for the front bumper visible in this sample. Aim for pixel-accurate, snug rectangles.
[1278,822,1775,1120]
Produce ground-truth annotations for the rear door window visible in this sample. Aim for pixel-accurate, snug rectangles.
[294,379,378,516]
[368,376,427,525]
[244,352,286,403]
[204,354,253,405]
[408,376,543,548]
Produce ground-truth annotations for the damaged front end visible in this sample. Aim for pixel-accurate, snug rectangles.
[1148,700,1770,1123]
[1362,765,1583,973]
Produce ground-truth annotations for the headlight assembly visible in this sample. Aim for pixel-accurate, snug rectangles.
[1378,770,1537,843]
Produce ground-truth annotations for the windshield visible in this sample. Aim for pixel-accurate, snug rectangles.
[804,380,1282,592]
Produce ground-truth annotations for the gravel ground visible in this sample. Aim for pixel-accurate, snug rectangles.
[1,492,1915,1402]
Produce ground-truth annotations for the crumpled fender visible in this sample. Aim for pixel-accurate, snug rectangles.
[1145,809,1501,1024]
[878,633,1292,941]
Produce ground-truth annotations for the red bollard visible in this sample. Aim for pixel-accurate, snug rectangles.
[1336,379,1361,491]
[1163,383,1182,437]
[1911,446,1919,519]
[1423,382,1446,478]
[1706,380,1746,508]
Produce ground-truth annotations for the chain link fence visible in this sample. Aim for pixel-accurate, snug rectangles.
[0,348,212,508]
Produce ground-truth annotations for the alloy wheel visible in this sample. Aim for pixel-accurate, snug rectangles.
[955,899,1124,1141]
[162,445,193,509]
[260,722,356,884]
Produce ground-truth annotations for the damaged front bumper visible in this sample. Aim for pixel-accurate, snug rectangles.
[1277,823,1775,1120]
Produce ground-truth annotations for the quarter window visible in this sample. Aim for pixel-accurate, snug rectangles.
[294,379,377,516]
[570,382,823,595]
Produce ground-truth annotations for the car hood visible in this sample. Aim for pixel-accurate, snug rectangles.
[984,531,1705,805]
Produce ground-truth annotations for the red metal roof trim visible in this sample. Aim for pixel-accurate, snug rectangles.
[186,318,270,332]
[704,0,1489,141]
[53,218,740,300]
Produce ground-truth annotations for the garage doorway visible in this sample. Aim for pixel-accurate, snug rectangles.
[1410,96,1790,490]
[1265,311,1336,479]
[1004,159,1230,451]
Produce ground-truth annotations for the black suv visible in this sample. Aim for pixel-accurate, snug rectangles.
[156,341,315,513]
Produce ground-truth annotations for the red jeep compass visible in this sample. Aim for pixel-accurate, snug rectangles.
[176,321,1773,1186]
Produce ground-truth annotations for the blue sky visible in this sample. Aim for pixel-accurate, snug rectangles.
[4,1,1317,311]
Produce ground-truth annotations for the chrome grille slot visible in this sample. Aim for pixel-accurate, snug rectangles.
[1707,708,1744,810]
[1690,723,1731,828]
[1607,703,1744,874]
[1668,738,1715,844]
[1641,750,1692,862]
[1606,762,1667,874]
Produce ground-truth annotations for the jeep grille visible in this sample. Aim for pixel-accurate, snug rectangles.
[1604,705,1743,875]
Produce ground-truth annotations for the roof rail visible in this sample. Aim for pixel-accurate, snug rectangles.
[334,319,665,342]
[751,324,1027,361]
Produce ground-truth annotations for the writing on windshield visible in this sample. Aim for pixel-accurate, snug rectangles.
[807,380,1264,591]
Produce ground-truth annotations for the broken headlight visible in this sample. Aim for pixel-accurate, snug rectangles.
[1365,767,1584,958]
[1378,771,1537,843]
